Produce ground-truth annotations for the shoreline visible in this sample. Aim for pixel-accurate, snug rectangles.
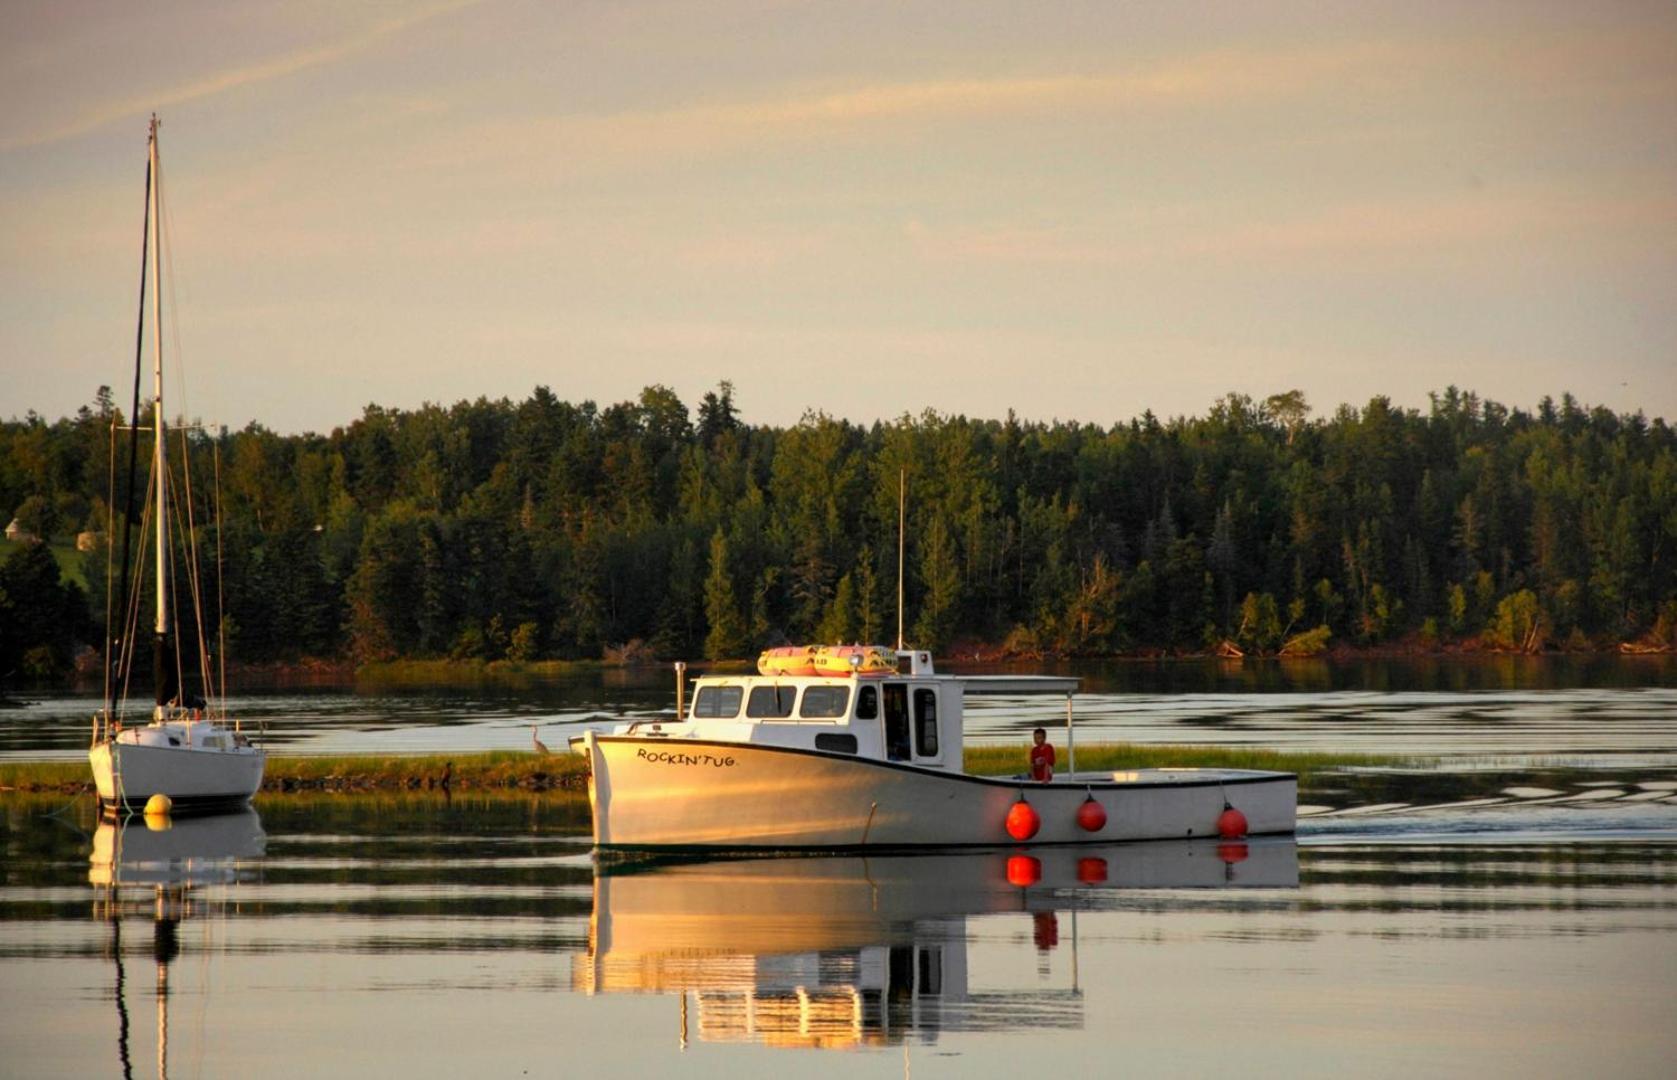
[32,641,1673,692]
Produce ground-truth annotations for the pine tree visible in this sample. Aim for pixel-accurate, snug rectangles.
[703,529,746,660]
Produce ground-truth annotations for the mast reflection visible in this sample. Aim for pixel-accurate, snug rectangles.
[90,809,266,1079]
[576,838,1298,1050]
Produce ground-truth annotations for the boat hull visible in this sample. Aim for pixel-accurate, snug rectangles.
[585,734,1295,850]
[89,741,266,811]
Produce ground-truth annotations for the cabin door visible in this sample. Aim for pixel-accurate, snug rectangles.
[911,686,941,763]
[882,683,910,761]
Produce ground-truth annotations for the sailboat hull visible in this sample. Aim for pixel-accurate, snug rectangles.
[90,740,265,811]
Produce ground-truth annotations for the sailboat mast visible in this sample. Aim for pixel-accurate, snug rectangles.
[149,116,171,710]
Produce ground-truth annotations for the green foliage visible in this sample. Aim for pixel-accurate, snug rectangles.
[10,494,55,539]
[0,541,86,676]
[816,572,858,644]
[1238,592,1284,653]
[1279,624,1333,657]
[703,529,746,660]
[1488,589,1549,652]
[2,382,1675,670]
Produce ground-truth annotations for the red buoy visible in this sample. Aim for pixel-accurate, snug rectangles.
[1006,854,1042,887]
[1006,798,1041,841]
[1076,796,1107,833]
[1076,857,1108,884]
[1217,806,1248,839]
[1217,842,1249,865]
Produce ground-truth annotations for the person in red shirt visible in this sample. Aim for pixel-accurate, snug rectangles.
[1029,727,1055,782]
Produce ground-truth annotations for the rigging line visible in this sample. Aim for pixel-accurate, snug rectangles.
[155,149,192,709]
[100,418,118,746]
[213,441,227,722]
[175,454,213,708]
[162,458,188,702]
[175,425,215,704]
[115,462,158,722]
[113,140,153,727]
[157,146,193,431]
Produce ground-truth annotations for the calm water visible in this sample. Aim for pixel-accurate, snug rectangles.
[4,657,1676,1075]
[6,655,1677,766]
[2,796,1674,1078]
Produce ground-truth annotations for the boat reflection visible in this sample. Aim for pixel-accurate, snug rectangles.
[89,809,266,1079]
[90,807,267,889]
[575,837,1297,1050]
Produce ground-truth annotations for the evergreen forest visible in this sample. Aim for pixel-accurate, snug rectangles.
[3,382,1676,679]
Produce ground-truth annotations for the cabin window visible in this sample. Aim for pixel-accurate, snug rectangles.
[799,685,850,718]
[814,733,859,754]
[913,688,939,757]
[856,685,878,720]
[918,947,943,995]
[888,947,914,1004]
[691,685,743,718]
[746,685,797,719]
[882,683,910,761]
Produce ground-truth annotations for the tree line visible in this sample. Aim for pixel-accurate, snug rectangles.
[3,382,1675,678]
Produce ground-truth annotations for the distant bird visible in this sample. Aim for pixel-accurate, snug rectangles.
[531,726,551,755]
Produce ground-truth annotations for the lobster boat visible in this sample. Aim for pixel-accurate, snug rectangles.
[577,647,1296,850]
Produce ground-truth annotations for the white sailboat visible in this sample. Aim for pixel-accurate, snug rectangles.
[89,116,265,812]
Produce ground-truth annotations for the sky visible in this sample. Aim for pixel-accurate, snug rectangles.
[2,1,1675,434]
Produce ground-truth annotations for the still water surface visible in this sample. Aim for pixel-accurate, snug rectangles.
[2,796,1674,1078]
[4,657,1675,1076]
[6,655,1677,765]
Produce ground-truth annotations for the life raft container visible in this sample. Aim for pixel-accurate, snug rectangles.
[811,644,897,675]
[757,645,820,676]
[756,644,898,677]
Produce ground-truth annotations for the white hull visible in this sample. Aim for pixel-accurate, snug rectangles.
[90,740,265,810]
[585,734,1295,849]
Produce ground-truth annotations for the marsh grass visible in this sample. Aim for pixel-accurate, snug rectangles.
[0,750,590,795]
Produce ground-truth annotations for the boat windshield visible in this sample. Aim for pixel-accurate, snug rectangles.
[691,685,743,718]
[799,685,850,719]
[746,686,797,718]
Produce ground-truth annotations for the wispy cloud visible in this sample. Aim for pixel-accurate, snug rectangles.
[413,24,1674,178]
[517,44,1391,156]
[0,1,482,152]
[907,187,1677,270]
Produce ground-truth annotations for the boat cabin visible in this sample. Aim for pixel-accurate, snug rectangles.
[115,716,252,752]
[631,650,966,771]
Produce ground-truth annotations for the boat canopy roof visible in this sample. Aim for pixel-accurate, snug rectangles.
[956,675,1079,695]
[689,670,1079,696]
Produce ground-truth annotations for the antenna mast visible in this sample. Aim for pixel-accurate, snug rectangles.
[896,466,905,650]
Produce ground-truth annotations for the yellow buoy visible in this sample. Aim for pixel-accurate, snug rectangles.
[143,793,174,818]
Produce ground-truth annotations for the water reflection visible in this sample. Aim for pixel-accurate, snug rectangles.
[0,796,1665,1073]
[89,810,265,1080]
[575,839,1299,1050]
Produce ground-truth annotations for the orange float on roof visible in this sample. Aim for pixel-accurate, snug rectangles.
[757,644,898,677]
[756,645,820,676]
